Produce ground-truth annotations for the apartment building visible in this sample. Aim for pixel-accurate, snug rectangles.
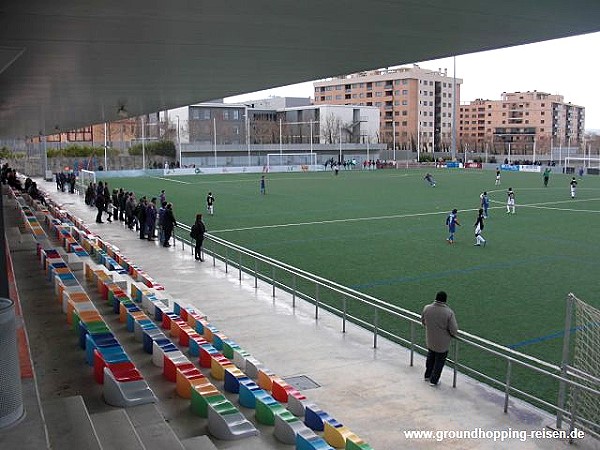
[166,101,379,146]
[313,65,462,153]
[459,91,585,154]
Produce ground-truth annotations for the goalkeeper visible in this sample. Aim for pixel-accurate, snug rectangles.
[424,173,436,187]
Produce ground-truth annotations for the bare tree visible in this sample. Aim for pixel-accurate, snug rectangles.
[321,113,342,144]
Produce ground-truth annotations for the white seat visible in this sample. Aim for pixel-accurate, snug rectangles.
[151,341,179,367]
[244,357,263,379]
[274,412,311,445]
[207,403,259,440]
[102,367,157,408]
[288,394,309,417]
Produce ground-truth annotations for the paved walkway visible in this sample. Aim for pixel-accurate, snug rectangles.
[4,178,598,450]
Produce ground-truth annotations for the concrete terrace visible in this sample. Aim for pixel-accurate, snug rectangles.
[1,177,597,450]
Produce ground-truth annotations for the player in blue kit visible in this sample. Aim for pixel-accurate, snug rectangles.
[446,209,460,244]
[480,191,489,218]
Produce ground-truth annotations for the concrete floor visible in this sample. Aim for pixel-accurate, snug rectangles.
[1,178,598,450]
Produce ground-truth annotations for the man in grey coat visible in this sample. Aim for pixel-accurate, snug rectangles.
[421,291,459,386]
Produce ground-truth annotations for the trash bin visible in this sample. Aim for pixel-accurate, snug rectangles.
[0,298,23,428]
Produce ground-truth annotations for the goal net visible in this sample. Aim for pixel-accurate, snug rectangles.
[77,169,96,194]
[560,293,600,437]
[267,152,318,168]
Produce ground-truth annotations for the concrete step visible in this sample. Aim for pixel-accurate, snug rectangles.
[125,403,186,450]
[43,396,102,450]
[91,409,145,450]
[180,435,219,450]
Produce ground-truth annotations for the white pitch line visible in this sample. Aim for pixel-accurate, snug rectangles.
[522,205,600,213]
[212,208,475,233]
[489,197,600,208]
[150,176,190,184]
[214,196,600,234]
[186,171,413,186]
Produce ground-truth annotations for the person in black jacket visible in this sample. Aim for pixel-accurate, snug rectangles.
[162,203,177,247]
[190,214,206,261]
[95,191,105,223]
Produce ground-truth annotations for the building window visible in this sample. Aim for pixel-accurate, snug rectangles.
[223,110,229,120]
[375,81,384,87]
[402,110,407,116]
[394,101,400,106]
[375,92,382,97]
[67,127,93,142]
[402,121,407,126]
[232,110,240,120]
[394,90,400,95]
[402,100,408,106]
[375,102,382,107]
[541,120,545,124]
[335,95,342,100]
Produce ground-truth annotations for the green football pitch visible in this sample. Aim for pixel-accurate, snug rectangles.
[103,168,600,397]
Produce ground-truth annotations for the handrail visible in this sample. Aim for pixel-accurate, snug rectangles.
[173,222,599,437]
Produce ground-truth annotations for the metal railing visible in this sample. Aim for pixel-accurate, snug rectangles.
[172,223,599,440]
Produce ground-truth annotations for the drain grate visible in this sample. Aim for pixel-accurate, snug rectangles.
[283,375,320,391]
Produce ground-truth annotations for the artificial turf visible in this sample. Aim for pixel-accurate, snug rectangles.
[102,167,600,400]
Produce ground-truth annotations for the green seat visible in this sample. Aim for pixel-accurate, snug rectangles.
[190,390,225,418]
[255,394,286,426]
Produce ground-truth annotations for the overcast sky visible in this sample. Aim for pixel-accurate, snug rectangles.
[226,31,600,131]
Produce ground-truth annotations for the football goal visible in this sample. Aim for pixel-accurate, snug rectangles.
[266,152,318,168]
[564,156,600,169]
[77,169,96,193]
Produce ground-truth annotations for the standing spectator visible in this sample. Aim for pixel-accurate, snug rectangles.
[68,172,76,193]
[125,193,135,230]
[111,189,119,219]
[445,208,460,244]
[157,201,167,244]
[421,291,458,386]
[137,196,147,239]
[260,175,266,195]
[159,189,166,205]
[95,189,105,223]
[162,203,177,247]
[190,214,206,261]
[473,208,486,247]
[506,187,515,214]
[106,198,114,223]
[206,192,215,215]
[118,188,126,221]
[145,197,157,241]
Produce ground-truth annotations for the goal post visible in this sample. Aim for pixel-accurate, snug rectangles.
[556,293,600,438]
[266,152,318,168]
[77,169,96,193]
[564,156,600,170]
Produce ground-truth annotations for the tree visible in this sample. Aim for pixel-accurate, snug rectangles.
[321,113,342,144]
